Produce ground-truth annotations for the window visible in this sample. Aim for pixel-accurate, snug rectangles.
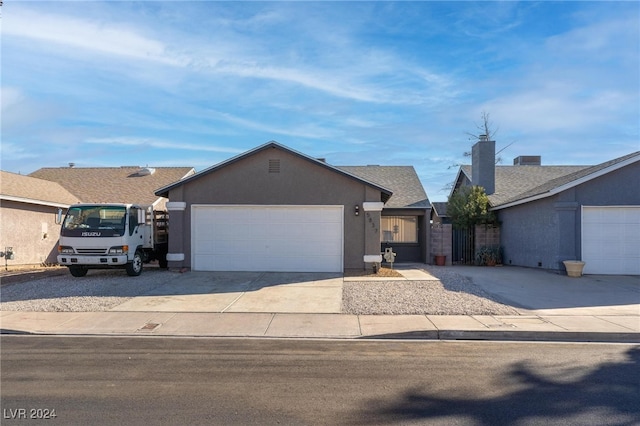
[60,205,126,237]
[381,216,418,243]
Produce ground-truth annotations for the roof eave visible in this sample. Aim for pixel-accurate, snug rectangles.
[0,194,74,208]
[154,141,394,200]
[492,153,640,210]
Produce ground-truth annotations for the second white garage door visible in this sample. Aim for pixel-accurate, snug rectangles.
[582,206,640,275]
[192,205,344,272]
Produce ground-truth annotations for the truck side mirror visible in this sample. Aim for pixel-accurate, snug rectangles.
[56,208,63,225]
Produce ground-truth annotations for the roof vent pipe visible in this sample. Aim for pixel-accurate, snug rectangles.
[138,167,156,176]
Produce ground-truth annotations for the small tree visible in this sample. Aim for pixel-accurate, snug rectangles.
[447,185,497,230]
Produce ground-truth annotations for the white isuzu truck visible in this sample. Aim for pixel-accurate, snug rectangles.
[57,204,169,277]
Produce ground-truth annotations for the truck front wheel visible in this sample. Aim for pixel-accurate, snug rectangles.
[69,266,88,277]
[126,251,143,276]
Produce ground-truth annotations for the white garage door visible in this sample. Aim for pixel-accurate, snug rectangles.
[192,205,343,272]
[582,206,640,275]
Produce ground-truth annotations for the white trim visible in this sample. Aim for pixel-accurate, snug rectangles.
[0,194,72,209]
[493,154,640,210]
[166,253,185,261]
[362,202,384,212]
[364,255,382,263]
[166,201,187,211]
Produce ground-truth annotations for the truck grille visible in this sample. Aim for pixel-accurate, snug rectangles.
[75,248,108,255]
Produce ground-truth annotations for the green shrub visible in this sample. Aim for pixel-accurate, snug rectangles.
[447,186,497,230]
[476,245,502,266]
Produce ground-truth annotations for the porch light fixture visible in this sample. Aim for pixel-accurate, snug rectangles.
[355,205,360,216]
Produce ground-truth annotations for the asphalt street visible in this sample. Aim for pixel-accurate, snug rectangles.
[1,336,638,425]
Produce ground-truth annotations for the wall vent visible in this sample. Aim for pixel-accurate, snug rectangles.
[268,159,281,173]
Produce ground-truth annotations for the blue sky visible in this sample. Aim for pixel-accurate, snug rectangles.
[2,1,638,202]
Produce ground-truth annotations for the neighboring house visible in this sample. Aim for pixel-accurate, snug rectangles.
[0,171,81,265]
[30,165,195,210]
[451,139,640,275]
[0,165,195,267]
[430,202,450,224]
[154,141,431,273]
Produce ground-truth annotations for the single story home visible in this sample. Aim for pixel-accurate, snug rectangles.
[0,165,195,267]
[155,141,430,273]
[449,139,640,275]
[0,171,80,265]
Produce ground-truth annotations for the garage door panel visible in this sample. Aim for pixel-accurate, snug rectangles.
[192,205,344,272]
[582,206,640,275]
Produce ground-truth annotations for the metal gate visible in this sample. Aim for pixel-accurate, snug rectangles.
[452,227,474,265]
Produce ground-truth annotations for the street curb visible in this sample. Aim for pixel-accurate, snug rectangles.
[437,330,640,343]
[3,329,638,343]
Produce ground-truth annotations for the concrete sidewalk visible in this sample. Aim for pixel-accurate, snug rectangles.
[1,265,638,342]
[1,310,638,342]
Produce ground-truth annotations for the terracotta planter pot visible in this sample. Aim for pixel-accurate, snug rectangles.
[434,255,446,266]
[563,260,585,277]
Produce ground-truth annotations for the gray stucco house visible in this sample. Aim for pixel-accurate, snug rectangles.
[452,140,640,275]
[155,141,430,273]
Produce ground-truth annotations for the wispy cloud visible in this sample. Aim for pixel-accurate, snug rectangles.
[4,8,186,67]
[5,5,454,106]
[84,137,243,154]
[1,2,637,200]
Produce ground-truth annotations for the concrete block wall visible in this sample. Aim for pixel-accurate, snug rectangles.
[475,224,500,251]
[430,223,452,266]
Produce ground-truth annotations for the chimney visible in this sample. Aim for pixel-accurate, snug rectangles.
[471,137,495,195]
[513,155,541,166]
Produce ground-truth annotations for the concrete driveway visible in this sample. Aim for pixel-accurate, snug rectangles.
[110,271,344,313]
[451,265,640,316]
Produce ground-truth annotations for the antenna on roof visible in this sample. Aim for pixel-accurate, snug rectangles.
[68,163,75,168]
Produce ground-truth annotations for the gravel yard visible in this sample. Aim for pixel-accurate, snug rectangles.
[1,265,519,315]
[0,268,177,312]
[343,266,519,315]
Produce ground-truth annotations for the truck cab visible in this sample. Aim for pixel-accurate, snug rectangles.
[58,204,168,277]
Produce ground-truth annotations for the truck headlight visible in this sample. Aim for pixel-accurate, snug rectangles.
[108,245,128,255]
[58,246,74,254]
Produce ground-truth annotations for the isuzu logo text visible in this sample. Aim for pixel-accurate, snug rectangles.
[81,232,101,237]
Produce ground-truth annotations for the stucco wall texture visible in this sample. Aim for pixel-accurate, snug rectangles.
[0,201,63,266]
[498,162,640,271]
[166,147,386,271]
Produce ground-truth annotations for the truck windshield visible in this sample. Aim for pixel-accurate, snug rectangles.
[61,206,127,237]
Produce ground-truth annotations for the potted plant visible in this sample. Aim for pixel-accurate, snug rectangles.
[563,260,586,277]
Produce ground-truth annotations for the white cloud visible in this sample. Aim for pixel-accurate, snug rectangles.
[84,137,242,154]
[6,6,454,105]
[4,7,186,66]
[204,110,338,140]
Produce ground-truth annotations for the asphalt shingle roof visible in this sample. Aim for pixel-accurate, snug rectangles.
[461,164,589,206]
[431,201,449,217]
[29,166,195,206]
[460,151,640,207]
[337,166,430,209]
[1,171,81,206]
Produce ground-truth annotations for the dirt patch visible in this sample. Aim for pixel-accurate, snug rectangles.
[344,267,403,278]
[0,266,68,287]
